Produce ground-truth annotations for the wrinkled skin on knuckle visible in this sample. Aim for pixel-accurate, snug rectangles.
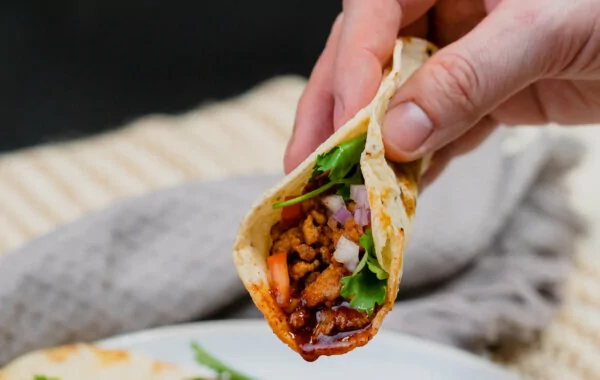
[426,52,481,119]
[547,1,600,77]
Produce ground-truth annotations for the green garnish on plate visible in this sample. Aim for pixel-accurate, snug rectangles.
[191,342,254,380]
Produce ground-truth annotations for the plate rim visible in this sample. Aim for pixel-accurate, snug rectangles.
[96,318,518,378]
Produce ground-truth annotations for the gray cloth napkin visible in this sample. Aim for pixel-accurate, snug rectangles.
[0,128,585,365]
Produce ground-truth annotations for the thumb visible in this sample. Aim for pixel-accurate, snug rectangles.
[382,4,551,162]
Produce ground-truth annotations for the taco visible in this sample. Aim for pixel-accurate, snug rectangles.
[0,344,203,380]
[233,37,437,361]
[0,342,253,380]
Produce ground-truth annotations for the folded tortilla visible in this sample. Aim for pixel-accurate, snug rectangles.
[233,37,436,361]
[0,344,209,380]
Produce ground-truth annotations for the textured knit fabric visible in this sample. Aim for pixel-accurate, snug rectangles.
[0,76,598,379]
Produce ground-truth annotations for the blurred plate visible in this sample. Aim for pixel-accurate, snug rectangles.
[97,319,520,380]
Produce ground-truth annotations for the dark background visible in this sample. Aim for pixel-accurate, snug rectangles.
[1,1,341,152]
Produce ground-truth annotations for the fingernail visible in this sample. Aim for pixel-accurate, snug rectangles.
[383,102,433,152]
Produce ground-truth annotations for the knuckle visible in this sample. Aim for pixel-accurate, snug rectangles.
[427,52,481,116]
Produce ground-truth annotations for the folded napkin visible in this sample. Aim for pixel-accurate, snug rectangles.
[0,128,584,365]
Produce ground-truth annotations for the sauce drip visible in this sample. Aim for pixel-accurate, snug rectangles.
[287,303,379,361]
[291,323,374,362]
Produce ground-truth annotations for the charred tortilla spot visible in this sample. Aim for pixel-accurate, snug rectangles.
[45,345,79,362]
[152,361,175,374]
[92,347,130,366]
[401,190,416,218]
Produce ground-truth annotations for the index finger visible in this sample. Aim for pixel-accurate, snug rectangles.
[333,0,437,129]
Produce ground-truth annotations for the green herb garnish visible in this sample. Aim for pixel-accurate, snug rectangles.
[273,133,366,209]
[340,230,388,315]
[34,376,59,380]
[191,342,254,380]
[311,133,367,181]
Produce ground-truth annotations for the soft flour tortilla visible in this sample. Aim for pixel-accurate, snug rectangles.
[0,344,206,380]
[233,37,436,358]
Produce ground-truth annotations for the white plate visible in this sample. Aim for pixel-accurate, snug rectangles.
[97,319,520,379]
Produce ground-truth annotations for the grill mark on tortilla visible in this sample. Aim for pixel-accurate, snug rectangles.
[152,361,176,373]
[91,347,130,365]
[390,161,420,218]
[45,345,79,362]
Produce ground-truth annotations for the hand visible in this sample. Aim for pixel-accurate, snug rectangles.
[284,0,600,186]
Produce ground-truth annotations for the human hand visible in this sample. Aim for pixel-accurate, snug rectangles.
[284,0,600,186]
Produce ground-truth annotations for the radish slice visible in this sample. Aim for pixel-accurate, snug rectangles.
[354,207,370,226]
[350,185,369,209]
[334,236,360,272]
[333,207,352,225]
[321,194,345,214]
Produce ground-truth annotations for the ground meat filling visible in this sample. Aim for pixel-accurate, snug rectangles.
[269,194,374,343]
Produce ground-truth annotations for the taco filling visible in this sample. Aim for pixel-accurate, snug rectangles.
[268,133,388,359]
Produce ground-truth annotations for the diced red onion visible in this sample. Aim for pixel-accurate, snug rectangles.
[350,185,369,209]
[354,207,371,226]
[333,207,353,225]
[321,194,345,214]
[334,236,360,272]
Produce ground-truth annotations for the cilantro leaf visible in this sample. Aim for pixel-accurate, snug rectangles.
[272,181,337,209]
[337,184,351,201]
[340,229,388,315]
[359,229,375,254]
[360,231,388,280]
[191,342,254,380]
[34,376,60,380]
[312,133,367,182]
[340,271,387,315]
[367,255,388,280]
[273,137,366,209]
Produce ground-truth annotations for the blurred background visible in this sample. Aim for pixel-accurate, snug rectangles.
[1,0,341,152]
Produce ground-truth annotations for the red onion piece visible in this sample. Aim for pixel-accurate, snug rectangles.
[350,185,369,209]
[334,236,360,272]
[321,194,345,214]
[333,207,353,225]
[354,207,370,226]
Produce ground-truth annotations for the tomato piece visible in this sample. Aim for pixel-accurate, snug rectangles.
[267,252,290,306]
[281,197,304,224]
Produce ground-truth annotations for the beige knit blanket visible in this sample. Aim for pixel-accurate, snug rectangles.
[1,76,599,379]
